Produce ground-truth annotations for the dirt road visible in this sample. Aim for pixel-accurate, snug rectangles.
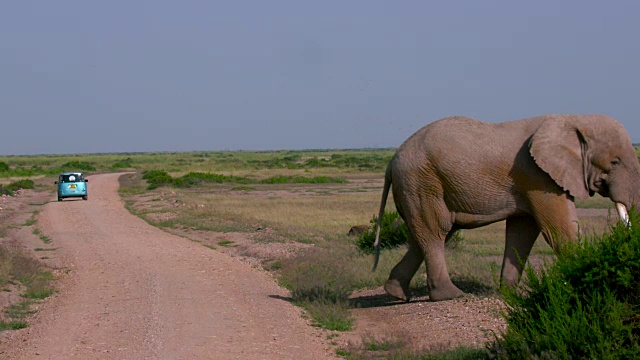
[0,173,337,359]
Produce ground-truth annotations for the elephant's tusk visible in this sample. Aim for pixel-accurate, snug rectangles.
[616,203,630,226]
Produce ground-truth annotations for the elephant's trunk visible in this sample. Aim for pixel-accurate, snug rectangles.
[616,202,630,225]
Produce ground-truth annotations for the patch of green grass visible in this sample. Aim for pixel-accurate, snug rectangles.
[32,229,51,244]
[266,261,283,271]
[280,250,356,331]
[0,244,55,332]
[23,284,55,299]
[0,301,34,331]
[0,319,28,331]
[338,337,490,360]
[305,300,353,331]
[217,240,235,247]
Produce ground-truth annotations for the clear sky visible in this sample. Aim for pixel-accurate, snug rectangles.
[2,1,639,155]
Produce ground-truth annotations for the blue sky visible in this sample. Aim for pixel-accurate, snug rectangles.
[2,1,639,155]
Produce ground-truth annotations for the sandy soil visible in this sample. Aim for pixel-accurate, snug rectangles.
[0,173,338,359]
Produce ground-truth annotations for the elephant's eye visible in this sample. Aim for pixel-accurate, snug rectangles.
[611,158,621,166]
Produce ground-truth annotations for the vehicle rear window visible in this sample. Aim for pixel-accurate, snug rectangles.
[60,174,83,182]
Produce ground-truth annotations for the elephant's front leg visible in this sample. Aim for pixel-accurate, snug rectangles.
[501,216,540,286]
[385,237,423,301]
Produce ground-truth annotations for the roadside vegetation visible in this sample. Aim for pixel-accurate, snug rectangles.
[0,186,56,332]
[0,242,55,330]
[493,213,640,359]
[2,147,637,358]
[0,179,35,196]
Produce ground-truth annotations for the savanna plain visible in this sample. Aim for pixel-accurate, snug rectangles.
[0,149,635,359]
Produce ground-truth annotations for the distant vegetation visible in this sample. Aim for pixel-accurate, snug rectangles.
[142,170,347,190]
[111,157,134,169]
[0,149,394,179]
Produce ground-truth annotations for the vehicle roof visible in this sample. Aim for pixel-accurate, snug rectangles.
[60,172,84,175]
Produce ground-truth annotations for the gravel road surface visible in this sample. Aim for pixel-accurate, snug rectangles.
[0,173,337,360]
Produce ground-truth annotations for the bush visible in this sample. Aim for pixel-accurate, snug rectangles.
[0,179,35,195]
[494,213,640,359]
[172,172,252,188]
[141,170,173,190]
[355,211,408,253]
[111,157,133,169]
[141,170,348,190]
[0,162,9,172]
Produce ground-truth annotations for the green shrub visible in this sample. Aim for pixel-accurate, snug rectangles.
[60,161,96,171]
[172,172,252,188]
[111,157,133,169]
[494,213,640,359]
[355,211,408,253]
[141,170,347,190]
[0,179,35,195]
[141,170,173,190]
[0,162,9,172]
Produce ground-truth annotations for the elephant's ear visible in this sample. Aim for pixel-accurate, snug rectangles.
[529,117,590,200]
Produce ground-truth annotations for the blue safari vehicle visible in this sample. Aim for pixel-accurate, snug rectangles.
[55,172,88,201]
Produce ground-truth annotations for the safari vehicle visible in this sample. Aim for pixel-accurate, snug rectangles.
[55,172,88,201]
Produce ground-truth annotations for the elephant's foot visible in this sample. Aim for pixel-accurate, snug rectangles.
[428,282,464,301]
[384,279,410,301]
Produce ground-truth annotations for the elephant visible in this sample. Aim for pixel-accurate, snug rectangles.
[373,114,640,302]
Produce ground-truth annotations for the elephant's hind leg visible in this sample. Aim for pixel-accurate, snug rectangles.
[387,211,463,302]
[422,232,464,301]
[385,237,423,301]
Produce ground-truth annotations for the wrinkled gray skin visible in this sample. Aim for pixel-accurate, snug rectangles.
[374,114,640,301]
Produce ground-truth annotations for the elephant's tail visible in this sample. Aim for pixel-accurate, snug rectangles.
[372,163,392,271]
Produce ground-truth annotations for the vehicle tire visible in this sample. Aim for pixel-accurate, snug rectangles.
[82,195,87,200]
[58,198,62,201]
